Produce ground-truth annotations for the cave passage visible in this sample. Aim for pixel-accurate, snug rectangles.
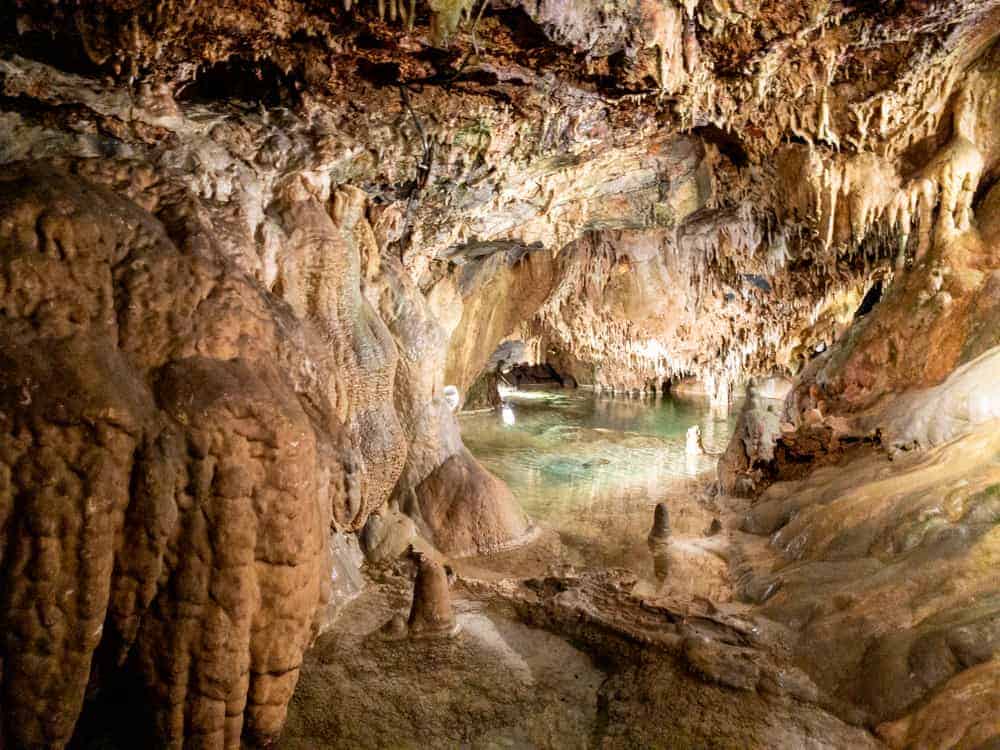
[2,0,1000,747]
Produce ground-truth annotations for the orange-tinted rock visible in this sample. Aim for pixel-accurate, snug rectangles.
[407,554,458,637]
[0,167,343,748]
[411,448,531,557]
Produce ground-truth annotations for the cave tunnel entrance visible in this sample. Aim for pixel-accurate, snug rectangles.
[854,277,885,319]
[176,56,300,107]
[505,362,576,390]
[461,340,578,411]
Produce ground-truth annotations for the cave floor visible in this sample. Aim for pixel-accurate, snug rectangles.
[281,469,880,749]
[283,404,1000,749]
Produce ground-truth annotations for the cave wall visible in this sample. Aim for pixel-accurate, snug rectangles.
[0,149,527,749]
[718,54,1000,491]
[0,61,534,746]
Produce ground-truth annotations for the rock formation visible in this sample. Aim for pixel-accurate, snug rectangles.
[406,552,458,637]
[0,166,342,748]
[0,0,998,746]
[648,502,672,543]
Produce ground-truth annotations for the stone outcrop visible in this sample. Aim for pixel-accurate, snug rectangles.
[462,368,504,410]
[732,426,1000,746]
[717,380,784,495]
[410,447,531,556]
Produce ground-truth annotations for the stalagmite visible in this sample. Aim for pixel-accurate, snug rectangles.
[407,552,460,637]
[649,502,671,543]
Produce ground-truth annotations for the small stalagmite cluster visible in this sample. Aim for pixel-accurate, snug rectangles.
[0,0,999,747]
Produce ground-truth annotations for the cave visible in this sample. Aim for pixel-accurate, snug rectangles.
[1,1,999,749]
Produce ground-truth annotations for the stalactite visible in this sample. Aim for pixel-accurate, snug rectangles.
[816,88,840,150]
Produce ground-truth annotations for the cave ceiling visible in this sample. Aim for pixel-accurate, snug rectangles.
[3,0,1000,389]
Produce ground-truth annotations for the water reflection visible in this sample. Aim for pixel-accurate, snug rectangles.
[651,547,671,584]
[461,388,740,579]
[463,388,738,519]
[461,390,736,519]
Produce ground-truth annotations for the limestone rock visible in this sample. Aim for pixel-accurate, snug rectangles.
[361,507,418,563]
[0,167,342,748]
[648,502,672,543]
[410,448,531,557]
[407,553,458,637]
[463,369,504,411]
[2,1,1000,746]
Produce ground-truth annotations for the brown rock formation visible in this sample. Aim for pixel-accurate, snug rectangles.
[0,167,343,747]
[648,502,671,543]
[406,553,458,637]
[410,447,531,556]
[462,369,504,410]
[733,427,1000,744]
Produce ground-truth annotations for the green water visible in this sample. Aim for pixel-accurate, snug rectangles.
[460,388,739,575]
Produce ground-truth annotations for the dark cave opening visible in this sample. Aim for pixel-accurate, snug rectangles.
[356,58,403,86]
[490,8,552,50]
[67,661,155,750]
[462,341,579,411]
[0,27,106,78]
[854,278,885,319]
[176,57,299,107]
[691,124,749,168]
[506,361,576,389]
